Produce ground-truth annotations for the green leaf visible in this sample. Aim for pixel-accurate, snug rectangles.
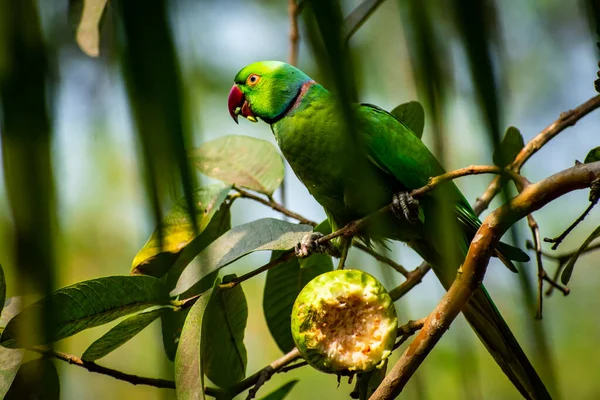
[132,184,231,277]
[175,289,212,400]
[259,380,299,400]
[202,276,248,388]
[82,308,166,361]
[561,225,600,284]
[5,358,59,400]
[584,146,600,163]
[1,276,169,348]
[493,126,525,167]
[69,0,108,57]
[390,101,425,139]
[0,298,24,399]
[191,135,284,196]
[173,218,313,296]
[263,252,332,353]
[166,201,233,291]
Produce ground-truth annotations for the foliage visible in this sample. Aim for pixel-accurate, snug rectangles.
[1,0,599,399]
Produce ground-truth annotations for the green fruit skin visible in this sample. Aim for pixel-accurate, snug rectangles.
[291,269,398,374]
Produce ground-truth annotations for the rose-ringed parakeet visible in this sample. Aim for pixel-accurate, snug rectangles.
[228,61,549,399]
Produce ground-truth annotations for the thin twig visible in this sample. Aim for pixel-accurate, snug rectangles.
[234,186,316,226]
[317,165,522,245]
[279,360,308,373]
[235,186,412,278]
[370,160,600,400]
[388,262,431,301]
[239,348,302,399]
[544,202,598,249]
[473,95,600,215]
[393,318,426,351]
[29,347,177,390]
[543,242,600,296]
[544,197,598,250]
[354,242,410,277]
[219,250,295,289]
[525,240,571,296]
[337,238,351,269]
[288,0,301,66]
[527,214,545,319]
[539,241,600,263]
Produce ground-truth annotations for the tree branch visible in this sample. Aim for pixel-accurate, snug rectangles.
[30,347,177,390]
[370,161,600,399]
[219,250,295,289]
[388,262,431,301]
[318,165,520,244]
[473,95,600,215]
[230,348,302,399]
[543,188,599,249]
[234,186,316,226]
[393,318,426,351]
[234,186,412,278]
[288,0,301,66]
[354,242,410,277]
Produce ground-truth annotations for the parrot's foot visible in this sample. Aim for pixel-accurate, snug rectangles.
[295,232,338,258]
[391,191,420,223]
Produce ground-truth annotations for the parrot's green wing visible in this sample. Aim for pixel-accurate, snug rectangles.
[357,104,528,267]
[355,104,548,399]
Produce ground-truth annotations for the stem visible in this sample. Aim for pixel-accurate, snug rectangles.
[219,250,295,289]
[30,347,176,390]
[473,95,600,215]
[234,186,316,226]
[388,262,431,301]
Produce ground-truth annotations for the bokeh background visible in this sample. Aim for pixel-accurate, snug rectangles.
[1,0,600,399]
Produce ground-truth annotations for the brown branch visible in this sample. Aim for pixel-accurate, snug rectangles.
[233,347,302,399]
[354,242,410,277]
[30,347,177,390]
[393,318,426,351]
[370,161,600,399]
[31,344,304,399]
[234,186,412,278]
[219,250,295,289]
[318,165,518,245]
[473,95,600,215]
[288,0,301,66]
[543,242,600,296]
[388,262,431,301]
[337,237,351,269]
[279,360,308,373]
[544,197,598,250]
[234,186,316,226]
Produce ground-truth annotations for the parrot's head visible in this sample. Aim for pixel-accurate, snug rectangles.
[228,61,312,124]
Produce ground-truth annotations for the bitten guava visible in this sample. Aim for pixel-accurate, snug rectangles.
[291,269,397,374]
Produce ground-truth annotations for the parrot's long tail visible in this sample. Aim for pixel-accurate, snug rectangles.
[409,239,551,399]
[463,286,551,399]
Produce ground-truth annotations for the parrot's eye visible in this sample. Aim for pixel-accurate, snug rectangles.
[247,74,261,86]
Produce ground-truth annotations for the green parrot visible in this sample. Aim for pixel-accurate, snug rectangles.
[228,61,549,399]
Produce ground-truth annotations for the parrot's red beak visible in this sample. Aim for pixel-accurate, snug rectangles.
[228,84,256,123]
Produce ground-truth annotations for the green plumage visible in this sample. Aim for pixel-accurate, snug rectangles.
[231,61,549,399]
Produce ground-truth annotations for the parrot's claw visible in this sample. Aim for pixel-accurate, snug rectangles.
[295,232,331,258]
[391,191,420,223]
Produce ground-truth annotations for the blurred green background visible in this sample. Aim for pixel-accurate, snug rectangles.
[1,0,599,399]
